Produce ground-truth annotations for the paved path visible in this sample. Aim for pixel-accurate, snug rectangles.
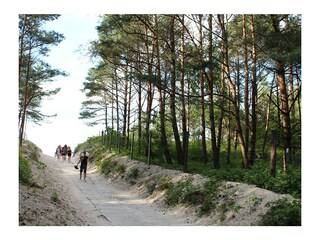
[41,154,192,226]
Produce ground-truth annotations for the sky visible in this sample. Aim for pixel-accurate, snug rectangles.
[0,0,319,239]
[25,14,102,155]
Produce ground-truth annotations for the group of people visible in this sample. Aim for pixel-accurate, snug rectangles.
[55,144,73,163]
[55,145,89,182]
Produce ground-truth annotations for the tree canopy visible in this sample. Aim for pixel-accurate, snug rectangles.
[18,14,67,145]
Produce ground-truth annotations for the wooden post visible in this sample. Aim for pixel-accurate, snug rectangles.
[270,130,277,177]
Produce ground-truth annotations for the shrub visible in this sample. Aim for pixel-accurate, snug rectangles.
[19,153,33,185]
[198,179,219,216]
[126,168,139,185]
[157,176,171,190]
[145,179,157,195]
[115,164,126,174]
[259,198,301,226]
[165,182,181,206]
[165,177,199,206]
[50,191,59,202]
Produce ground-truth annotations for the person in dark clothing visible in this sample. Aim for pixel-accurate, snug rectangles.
[77,149,89,182]
[61,144,67,161]
[67,146,72,163]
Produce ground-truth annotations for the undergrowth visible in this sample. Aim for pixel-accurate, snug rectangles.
[165,177,219,217]
[19,152,33,185]
[77,136,301,224]
[259,198,301,226]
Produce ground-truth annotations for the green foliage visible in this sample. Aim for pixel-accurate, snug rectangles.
[157,176,172,190]
[259,198,301,226]
[145,179,157,195]
[19,15,66,128]
[250,195,263,213]
[126,168,139,185]
[164,177,220,217]
[144,176,173,195]
[241,163,301,199]
[80,13,301,199]
[21,140,41,162]
[198,179,220,216]
[74,136,100,153]
[97,156,118,176]
[187,157,301,199]
[50,191,59,203]
[19,140,45,185]
[115,164,126,174]
[165,182,182,206]
[165,177,204,206]
[78,132,301,201]
[19,152,33,185]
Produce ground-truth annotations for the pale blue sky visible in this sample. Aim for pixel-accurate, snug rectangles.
[27,14,102,154]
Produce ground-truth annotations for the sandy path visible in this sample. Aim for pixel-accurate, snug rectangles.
[41,153,193,226]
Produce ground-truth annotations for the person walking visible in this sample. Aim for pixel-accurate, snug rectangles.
[55,145,62,160]
[67,146,72,163]
[76,149,89,182]
[61,144,67,161]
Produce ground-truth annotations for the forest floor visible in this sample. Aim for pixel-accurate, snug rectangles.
[19,152,293,227]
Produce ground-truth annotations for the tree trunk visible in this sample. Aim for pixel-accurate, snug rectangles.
[271,15,292,172]
[289,63,295,155]
[198,15,208,163]
[186,71,191,172]
[218,14,249,168]
[277,61,290,172]
[242,14,250,156]
[137,57,142,154]
[18,14,26,85]
[262,77,275,158]
[208,14,219,169]
[269,130,277,177]
[115,69,120,149]
[169,15,183,165]
[126,65,132,148]
[297,76,301,126]
[110,77,114,150]
[233,55,241,153]
[233,128,238,152]
[161,60,172,164]
[155,15,172,164]
[180,15,188,170]
[226,88,231,165]
[122,63,129,139]
[249,15,257,166]
[19,40,32,146]
[144,24,155,157]
[216,20,225,162]
[289,63,295,129]
[105,95,108,134]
